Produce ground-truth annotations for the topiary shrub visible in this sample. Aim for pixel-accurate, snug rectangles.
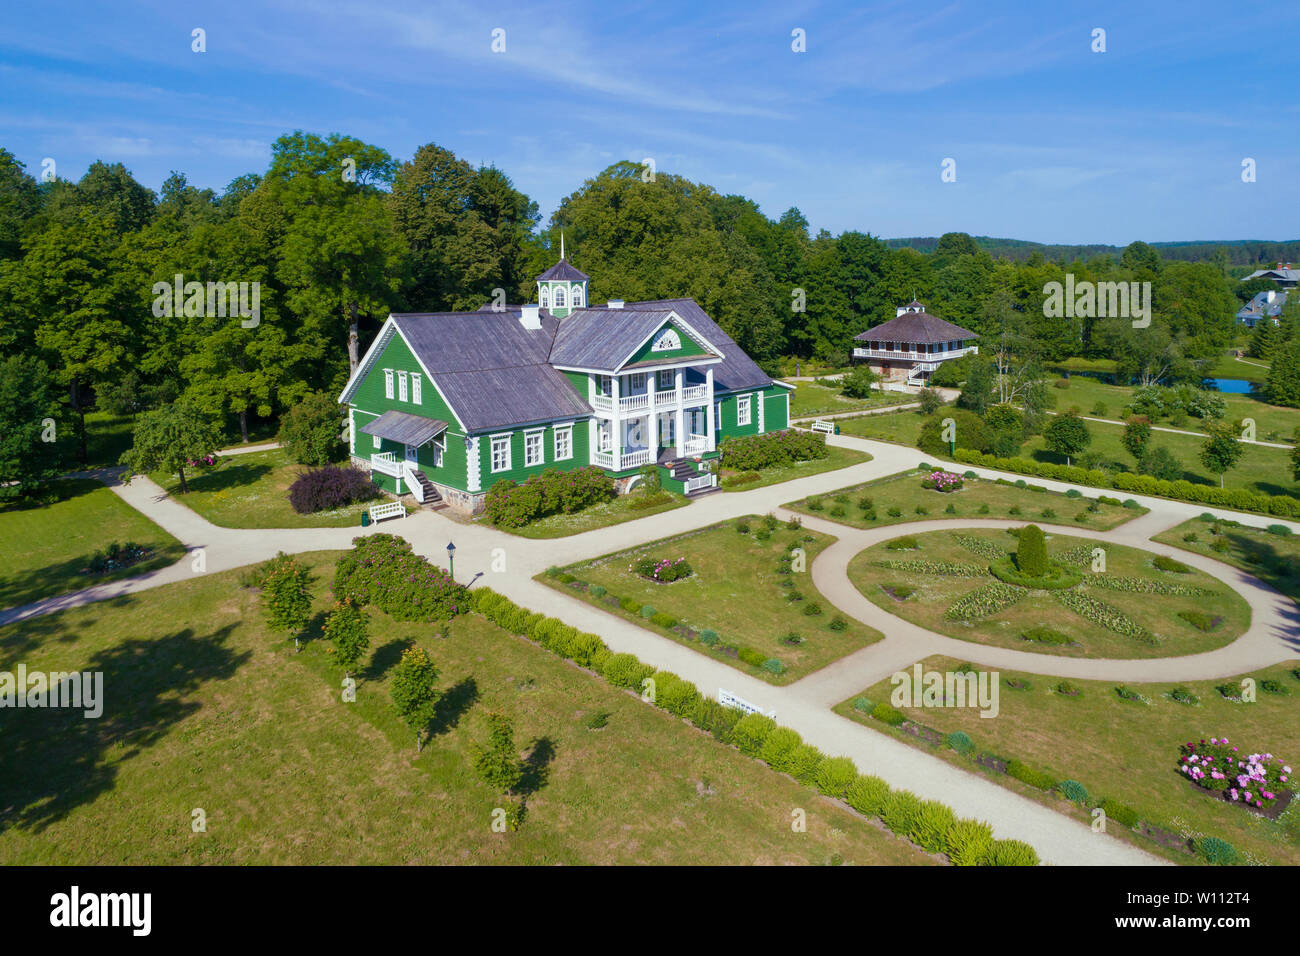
[1058,779,1089,805]
[946,731,974,755]
[289,465,382,514]
[1014,524,1048,576]
[871,702,907,726]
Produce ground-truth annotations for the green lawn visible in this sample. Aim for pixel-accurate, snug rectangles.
[838,654,1300,866]
[1153,516,1300,604]
[835,408,928,448]
[150,448,392,529]
[786,381,911,418]
[847,527,1250,660]
[0,551,929,865]
[0,478,185,610]
[787,469,1142,532]
[1046,375,1299,444]
[546,518,883,683]
[1021,416,1299,498]
[480,491,689,539]
[721,445,871,492]
[1207,353,1270,384]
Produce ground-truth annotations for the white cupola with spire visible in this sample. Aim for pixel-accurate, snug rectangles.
[535,232,589,318]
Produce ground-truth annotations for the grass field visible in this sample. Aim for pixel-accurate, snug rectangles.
[1046,375,1299,444]
[835,409,928,448]
[547,518,883,683]
[0,551,931,865]
[721,445,871,492]
[847,527,1250,659]
[837,654,1300,866]
[786,381,911,418]
[0,478,185,610]
[786,469,1142,532]
[1153,516,1300,604]
[150,448,389,529]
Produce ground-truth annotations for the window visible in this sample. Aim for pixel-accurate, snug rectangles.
[554,425,573,461]
[411,374,422,405]
[571,284,584,307]
[657,369,674,391]
[372,433,382,450]
[431,435,444,467]
[737,394,752,427]
[524,430,544,467]
[714,402,721,432]
[598,424,612,452]
[651,327,681,352]
[539,286,550,308]
[397,371,408,403]
[630,372,646,391]
[598,374,613,396]
[383,369,394,399]
[554,286,567,309]
[490,435,511,473]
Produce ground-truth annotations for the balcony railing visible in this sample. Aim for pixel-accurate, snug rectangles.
[370,452,402,478]
[852,345,978,362]
[682,434,710,456]
[592,448,654,471]
[591,384,711,414]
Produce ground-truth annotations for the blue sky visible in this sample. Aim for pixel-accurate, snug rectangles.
[2,0,1296,244]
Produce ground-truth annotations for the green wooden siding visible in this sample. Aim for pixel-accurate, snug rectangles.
[764,388,790,431]
[478,420,592,492]
[623,319,710,365]
[349,328,468,490]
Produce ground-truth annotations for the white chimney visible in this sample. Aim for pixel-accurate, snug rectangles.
[896,305,906,316]
[520,304,541,329]
[608,299,625,309]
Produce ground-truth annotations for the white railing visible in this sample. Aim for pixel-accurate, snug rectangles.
[402,461,425,503]
[685,473,714,493]
[592,448,653,470]
[681,384,708,403]
[852,345,978,362]
[682,434,710,455]
[621,448,653,468]
[591,393,613,412]
[620,393,649,412]
[370,452,402,478]
[592,386,711,414]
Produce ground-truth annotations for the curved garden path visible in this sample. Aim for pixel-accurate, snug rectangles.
[7,432,1299,866]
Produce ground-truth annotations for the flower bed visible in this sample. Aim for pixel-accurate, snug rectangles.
[921,470,964,493]
[1084,576,1209,597]
[988,558,1082,590]
[82,541,155,575]
[1053,588,1155,644]
[1180,737,1292,813]
[875,559,987,577]
[630,555,694,584]
[951,534,1008,561]
[943,581,1026,621]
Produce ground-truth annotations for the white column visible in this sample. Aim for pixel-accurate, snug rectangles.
[611,374,622,469]
[647,373,657,457]
[674,368,685,458]
[705,367,715,451]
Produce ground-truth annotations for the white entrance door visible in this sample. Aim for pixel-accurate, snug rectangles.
[659,412,675,448]
[404,443,418,466]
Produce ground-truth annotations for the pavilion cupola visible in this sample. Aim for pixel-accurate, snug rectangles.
[535,232,590,318]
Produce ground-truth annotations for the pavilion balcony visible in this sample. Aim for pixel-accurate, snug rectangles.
[852,344,978,362]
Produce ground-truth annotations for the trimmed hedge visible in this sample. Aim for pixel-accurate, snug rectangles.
[953,448,1300,518]
[484,466,616,528]
[719,429,828,471]
[333,534,466,622]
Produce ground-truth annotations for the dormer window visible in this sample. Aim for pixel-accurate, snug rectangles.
[539,286,550,308]
[571,284,584,307]
[554,286,567,309]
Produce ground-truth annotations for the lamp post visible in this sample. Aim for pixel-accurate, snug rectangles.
[446,541,456,582]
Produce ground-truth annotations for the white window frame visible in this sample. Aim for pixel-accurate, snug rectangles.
[524,429,544,468]
[737,394,752,427]
[539,286,550,308]
[554,286,567,309]
[630,372,646,391]
[554,424,573,461]
[411,373,422,405]
[490,434,512,473]
[656,369,674,391]
[383,369,394,399]
[571,284,584,307]
[599,374,613,396]
[714,401,721,432]
[397,370,408,403]
[598,423,612,453]
[372,432,382,450]
[431,434,444,467]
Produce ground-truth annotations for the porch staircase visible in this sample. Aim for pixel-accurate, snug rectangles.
[410,470,446,509]
[662,457,719,498]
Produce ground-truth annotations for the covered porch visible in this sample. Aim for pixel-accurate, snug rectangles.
[592,406,712,471]
[356,410,449,504]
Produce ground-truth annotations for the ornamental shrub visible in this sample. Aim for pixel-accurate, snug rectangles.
[1015,524,1048,576]
[698,628,720,645]
[761,657,785,675]
[652,671,699,716]
[1058,779,1089,805]
[719,430,828,471]
[289,465,381,514]
[815,756,858,799]
[737,646,767,667]
[1097,797,1140,829]
[786,743,826,784]
[1006,760,1057,790]
[277,390,344,466]
[1153,555,1192,573]
[484,467,615,527]
[881,790,924,838]
[759,726,802,771]
[852,696,873,713]
[731,713,777,756]
[946,731,974,755]
[846,774,891,817]
[944,818,995,865]
[871,702,907,726]
[619,597,642,614]
[650,611,677,628]
[914,800,958,854]
[601,653,655,689]
[333,534,466,622]
[639,604,657,619]
[987,839,1040,866]
[1198,837,1239,865]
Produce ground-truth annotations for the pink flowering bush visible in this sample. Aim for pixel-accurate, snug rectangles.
[187,454,218,468]
[631,555,694,583]
[333,533,466,622]
[921,470,964,493]
[1179,737,1292,809]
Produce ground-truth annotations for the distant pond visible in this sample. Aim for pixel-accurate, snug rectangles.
[1201,378,1256,394]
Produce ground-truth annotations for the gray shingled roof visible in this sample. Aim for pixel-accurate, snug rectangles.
[392,309,557,372]
[537,259,589,281]
[623,299,775,393]
[550,309,687,370]
[854,311,978,344]
[437,366,591,432]
[359,410,449,446]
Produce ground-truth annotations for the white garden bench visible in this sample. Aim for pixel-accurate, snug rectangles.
[810,420,835,435]
[369,501,407,523]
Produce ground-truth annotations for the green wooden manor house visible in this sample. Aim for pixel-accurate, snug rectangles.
[338,255,792,514]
